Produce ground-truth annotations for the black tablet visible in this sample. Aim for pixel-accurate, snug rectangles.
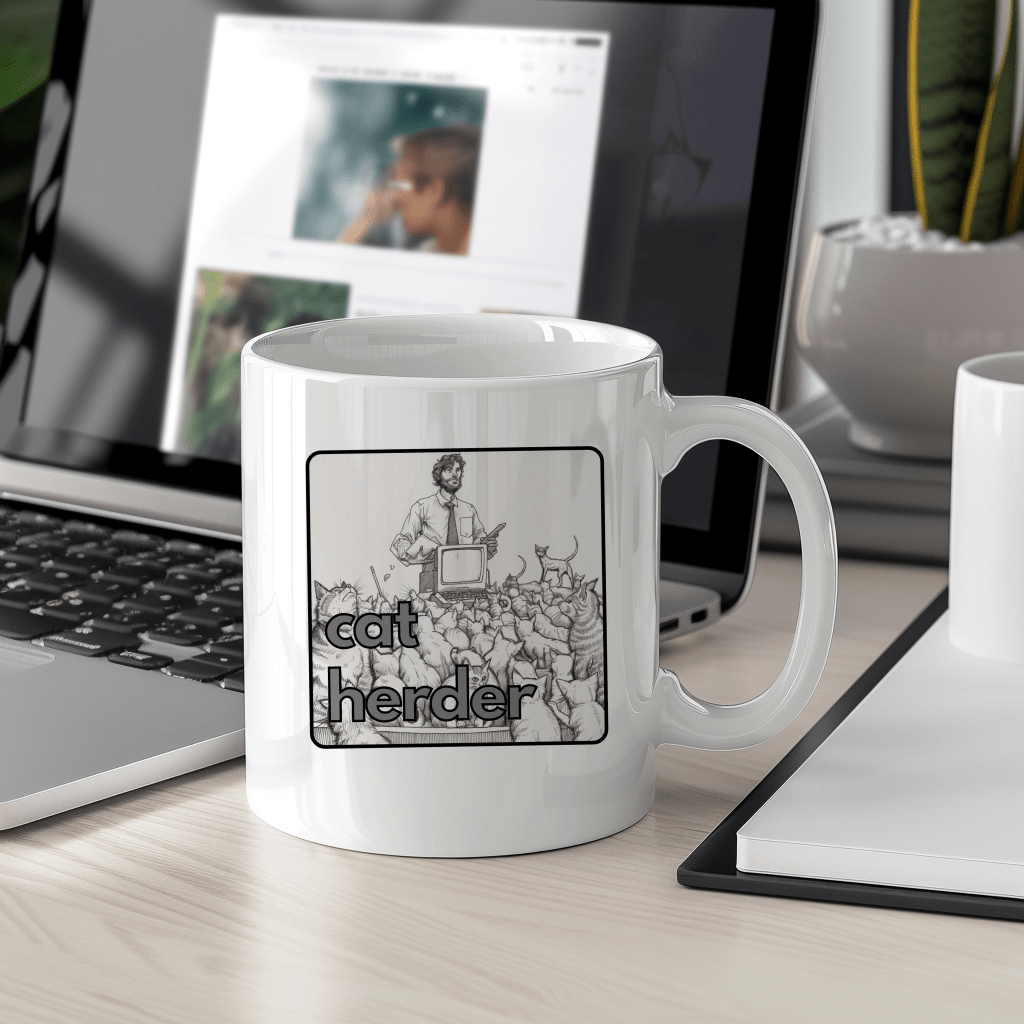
[678,588,1024,922]
[0,0,818,605]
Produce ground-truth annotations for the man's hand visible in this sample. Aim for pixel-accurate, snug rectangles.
[338,185,400,244]
[483,523,504,560]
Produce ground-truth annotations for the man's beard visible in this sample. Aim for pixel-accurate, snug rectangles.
[441,479,462,496]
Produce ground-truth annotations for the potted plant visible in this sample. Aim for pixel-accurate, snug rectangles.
[796,0,1024,459]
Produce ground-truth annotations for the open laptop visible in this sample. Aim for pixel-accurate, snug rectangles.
[0,0,818,827]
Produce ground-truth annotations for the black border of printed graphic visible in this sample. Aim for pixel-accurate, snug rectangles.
[305,445,609,749]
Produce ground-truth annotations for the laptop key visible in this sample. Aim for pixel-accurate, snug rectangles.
[0,607,65,640]
[125,550,190,570]
[162,656,234,681]
[96,561,162,586]
[0,552,41,571]
[147,576,206,599]
[108,648,173,670]
[169,604,233,628]
[145,622,218,646]
[203,587,242,615]
[110,529,165,551]
[0,522,54,544]
[95,608,160,633]
[195,649,243,670]
[167,563,233,585]
[117,592,186,615]
[62,580,130,607]
[61,520,112,541]
[48,550,117,574]
[218,670,244,692]
[164,539,216,558]
[207,633,245,657]
[66,542,123,559]
[15,535,71,557]
[11,511,63,530]
[16,529,70,546]
[32,598,93,622]
[213,549,243,567]
[0,587,50,610]
[17,568,90,594]
[38,625,142,657]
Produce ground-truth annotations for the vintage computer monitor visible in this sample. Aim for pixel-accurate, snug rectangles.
[427,544,490,598]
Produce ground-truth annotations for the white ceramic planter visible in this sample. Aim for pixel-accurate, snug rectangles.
[796,219,1024,460]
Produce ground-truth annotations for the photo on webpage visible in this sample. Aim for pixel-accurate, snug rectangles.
[294,80,486,258]
[172,269,350,462]
[159,15,609,458]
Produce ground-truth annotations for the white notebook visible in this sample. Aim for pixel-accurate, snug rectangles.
[737,611,1024,900]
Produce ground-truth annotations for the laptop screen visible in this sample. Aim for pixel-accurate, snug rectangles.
[2,0,815,594]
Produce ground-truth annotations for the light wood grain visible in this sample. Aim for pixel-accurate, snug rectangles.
[4,553,1021,1024]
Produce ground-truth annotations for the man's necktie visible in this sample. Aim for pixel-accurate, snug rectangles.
[446,502,458,545]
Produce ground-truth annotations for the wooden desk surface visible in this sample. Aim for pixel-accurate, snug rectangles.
[3,553,1022,1023]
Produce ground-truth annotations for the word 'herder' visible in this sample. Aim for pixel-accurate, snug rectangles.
[324,600,538,724]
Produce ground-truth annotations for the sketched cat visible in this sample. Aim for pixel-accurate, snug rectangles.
[535,536,578,588]
[311,580,373,695]
[431,651,504,728]
[508,662,561,742]
[501,556,528,591]
[551,673,604,741]
[484,632,524,691]
[559,577,605,700]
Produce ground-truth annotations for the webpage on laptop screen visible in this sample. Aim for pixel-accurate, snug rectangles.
[160,15,610,461]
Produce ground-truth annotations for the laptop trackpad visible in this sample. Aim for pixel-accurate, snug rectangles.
[0,639,55,675]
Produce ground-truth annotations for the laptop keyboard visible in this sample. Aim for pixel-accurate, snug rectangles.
[0,501,243,692]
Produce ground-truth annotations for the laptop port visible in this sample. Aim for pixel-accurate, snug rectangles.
[659,618,679,634]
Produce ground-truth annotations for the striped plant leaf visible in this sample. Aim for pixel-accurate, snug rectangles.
[960,0,1018,240]
[910,0,996,235]
[1004,101,1024,232]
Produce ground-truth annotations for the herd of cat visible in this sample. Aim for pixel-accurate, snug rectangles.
[310,549,606,746]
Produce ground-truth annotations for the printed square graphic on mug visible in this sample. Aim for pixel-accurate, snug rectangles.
[305,447,608,747]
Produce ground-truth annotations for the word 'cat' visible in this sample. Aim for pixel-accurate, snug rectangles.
[324,600,419,650]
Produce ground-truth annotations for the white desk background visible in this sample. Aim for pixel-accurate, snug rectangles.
[4,553,1023,1023]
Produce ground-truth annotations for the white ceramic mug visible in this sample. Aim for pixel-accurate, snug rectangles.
[241,313,837,856]
[949,352,1024,663]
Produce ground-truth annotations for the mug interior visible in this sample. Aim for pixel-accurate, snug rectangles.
[249,313,657,379]
[962,352,1024,387]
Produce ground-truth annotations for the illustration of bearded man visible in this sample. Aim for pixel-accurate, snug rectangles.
[390,453,499,568]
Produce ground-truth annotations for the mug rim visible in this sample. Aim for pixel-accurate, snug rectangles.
[960,352,1024,389]
[243,312,661,384]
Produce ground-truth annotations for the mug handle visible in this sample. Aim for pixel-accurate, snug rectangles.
[640,394,837,749]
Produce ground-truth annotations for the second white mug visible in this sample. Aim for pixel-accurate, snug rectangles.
[950,352,1024,663]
